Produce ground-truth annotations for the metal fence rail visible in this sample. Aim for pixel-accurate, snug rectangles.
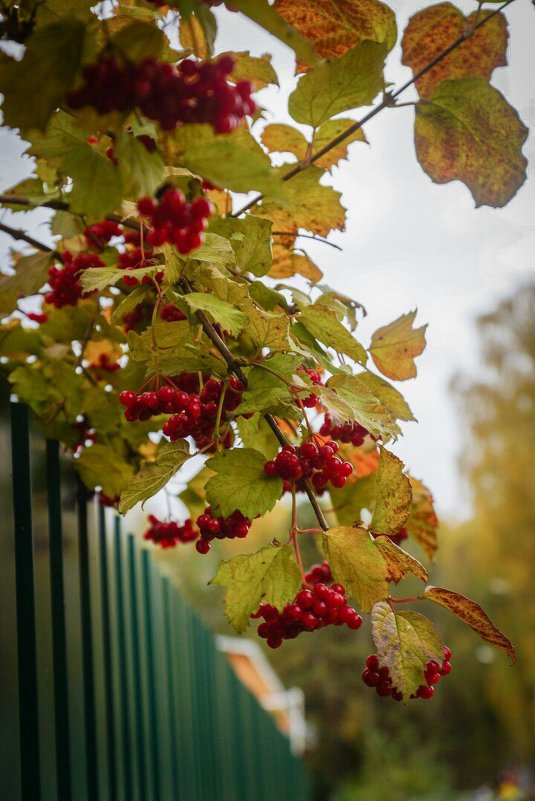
[0,386,311,801]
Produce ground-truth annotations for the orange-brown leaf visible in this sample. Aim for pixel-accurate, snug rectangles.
[401,4,508,100]
[275,0,397,72]
[269,245,323,283]
[375,536,429,584]
[369,310,427,381]
[406,477,439,560]
[424,586,516,662]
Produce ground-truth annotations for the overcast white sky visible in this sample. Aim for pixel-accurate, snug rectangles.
[0,1,533,519]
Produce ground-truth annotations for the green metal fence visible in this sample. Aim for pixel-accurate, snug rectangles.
[0,383,311,801]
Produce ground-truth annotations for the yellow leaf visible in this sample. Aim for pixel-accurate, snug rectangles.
[374,537,428,584]
[371,448,412,536]
[369,310,427,381]
[406,477,439,559]
[323,525,389,612]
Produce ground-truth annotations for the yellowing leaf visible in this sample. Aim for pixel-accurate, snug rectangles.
[374,537,428,584]
[118,440,191,514]
[115,132,165,199]
[371,601,444,701]
[210,544,301,633]
[0,252,52,316]
[219,51,279,90]
[269,247,323,283]
[371,448,412,536]
[275,0,397,71]
[261,124,308,160]
[401,4,508,100]
[208,217,272,277]
[0,20,86,131]
[205,448,283,519]
[424,586,516,662]
[77,444,134,498]
[355,372,416,423]
[183,292,247,336]
[179,9,216,59]
[62,144,124,222]
[369,310,427,381]
[300,303,367,364]
[324,375,399,439]
[414,78,528,209]
[330,472,377,526]
[323,525,389,612]
[312,118,367,171]
[406,477,439,559]
[289,41,387,127]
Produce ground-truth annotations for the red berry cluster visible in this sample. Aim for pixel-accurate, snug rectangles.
[320,414,370,447]
[264,441,353,490]
[99,493,120,507]
[84,220,122,250]
[68,54,254,133]
[195,507,251,554]
[162,375,243,447]
[252,582,362,649]
[160,303,187,322]
[143,514,198,548]
[361,646,452,702]
[138,189,212,253]
[119,385,194,422]
[117,245,160,286]
[26,311,48,324]
[304,560,333,585]
[45,252,104,308]
[298,367,323,408]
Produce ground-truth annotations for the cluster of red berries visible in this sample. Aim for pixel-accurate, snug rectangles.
[361,646,452,702]
[162,375,243,448]
[264,441,353,490]
[138,188,212,253]
[195,507,251,553]
[252,582,362,649]
[45,252,104,308]
[119,384,197,422]
[304,560,333,585]
[68,54,254,133]
[84,220,122,250]
[160,303,187,322]
[298,367,323,408]
[143,514,198,548]
[320,415,370,447]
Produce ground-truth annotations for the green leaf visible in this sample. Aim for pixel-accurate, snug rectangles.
[371,448,412,535]
[371,600,444,701]
[115,133,165,199]
[210,544,301,633]
[111,286,150,324]
[0,252,52,316]
[330,473,377,526]
[118,440,191,514]
[355,372,416,422]
[322,525,389,612]
[369,310,427,381]
[325,374,400,439]
[80,264,159,293]
[288,41,386,127]
[414,78,528,208]
[230,0,319,68]
[205,448,283,519]
[25,110,88,163]
[183,292,247,336]
[50,211,85,238]
[209,217,272,277]
[0,20,87,131]
[110,18,165,61]
[77,444,135,498]
[423,586,516,662]
[374,537,428,585]
[189,233,237,267]
[179,467,212,520]
[300,303,367,364]
[62,145,123,222]
[236,414,280,459]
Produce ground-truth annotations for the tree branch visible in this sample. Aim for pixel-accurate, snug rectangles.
[231,0,516,219]
[0,220,58,255]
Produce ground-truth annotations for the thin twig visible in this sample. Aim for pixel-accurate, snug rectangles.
[0,220,58,255]
[272,231,343,252]
[231,0,516,219]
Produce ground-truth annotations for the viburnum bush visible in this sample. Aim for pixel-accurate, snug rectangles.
[0,0,525,702]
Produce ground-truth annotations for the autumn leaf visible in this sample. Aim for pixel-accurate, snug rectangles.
[414,78,528,208]
[371,601,444,701]
[275,0,397,72]
[369,310,427,381]
[323,525,390,612]
[374,537,428,584]
[371,448,412,536]
[118,440,191,514]
[210,544,301,633]
[406,477,439,559]
[423,586,516,662]
[402,4,508,100]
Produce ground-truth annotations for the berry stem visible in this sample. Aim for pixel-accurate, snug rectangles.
[290,487,308,586]
[388,595,420,604]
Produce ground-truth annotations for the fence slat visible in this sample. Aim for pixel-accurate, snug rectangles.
[98,506,117,801]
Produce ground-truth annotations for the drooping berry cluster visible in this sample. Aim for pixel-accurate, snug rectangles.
[195,507,251,553]
[304,560,333,585]
[68,54,255,133]
[138,189,212,253]
[320,414,370,446]
[162,375,243,448]
[84,220,123,250]
[298,367,323,408]
[143,514,198,548]
[264,441,353,490]
[361,646,452,702]
[253,583,362,649]
[45,252,104,308]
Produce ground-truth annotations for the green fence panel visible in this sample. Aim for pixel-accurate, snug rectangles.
[0,390,311,801]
